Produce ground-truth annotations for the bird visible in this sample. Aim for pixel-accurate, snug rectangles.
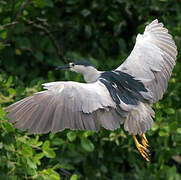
[5,19,177,162]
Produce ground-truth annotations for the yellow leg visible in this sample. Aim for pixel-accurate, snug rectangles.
[141,133,149,148]
[133,135,150,162]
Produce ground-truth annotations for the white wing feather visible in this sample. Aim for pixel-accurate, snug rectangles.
[117,19,177,102]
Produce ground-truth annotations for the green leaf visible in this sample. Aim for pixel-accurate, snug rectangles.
[56,163,75,170]
[22,144,33,157]
[165,108,175,115]
[42,168,60,180]
[34,0,54,8]
[33,152,44,165]
[49,174,60,180]
[4,144,15,151]
[81,9,91,17]
[49,133,55,139]
[35,51,44,61]
[6,76,13,87]
[43,149,56,158]
[83,131,95,138]
[159,130,169,137]
[0,107,6,119]
[23,10,29,16]
[151,123,159,131]
[67,131,76,142]
[170,122,178,131]
[42,140,50,150]
[81,138,95,152]
[3,17,11,24]
[33,0,46,8]
[0,142,3,149]
[44,0,54,7]
[70,174,79,180]
[35,152,44,159]
[4,122,14,132]
[16,37,31,49]
[27,158,37,169]
[8,88,16,95]
[35,141,43,147]
[176,128,181,134]
[0,31,7,39]
[52,138,65,146]
[163,125,169,132]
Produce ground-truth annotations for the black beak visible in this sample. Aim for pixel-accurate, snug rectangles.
[56,64,70,70]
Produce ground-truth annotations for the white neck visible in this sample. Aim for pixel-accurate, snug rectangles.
[71,65,101,83]
[82,67,100,83]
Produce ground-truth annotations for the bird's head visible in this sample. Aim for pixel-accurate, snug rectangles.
[56,60,94,73]
[56,60,100,83]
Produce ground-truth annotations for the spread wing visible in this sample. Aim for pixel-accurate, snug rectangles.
[5,81,118,134]
[116,19,177,103]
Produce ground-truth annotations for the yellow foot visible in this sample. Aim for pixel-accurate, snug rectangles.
[133,135,150,162]
[141,133,149,148]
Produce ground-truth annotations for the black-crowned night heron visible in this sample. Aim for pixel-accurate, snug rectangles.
[5,19,177,161]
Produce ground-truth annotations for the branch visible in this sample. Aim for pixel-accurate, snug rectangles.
[4,0,31,43]
[26,20,68,63]
[0,21,18,29]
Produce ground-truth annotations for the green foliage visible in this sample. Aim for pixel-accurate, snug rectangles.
[0,0,181,179]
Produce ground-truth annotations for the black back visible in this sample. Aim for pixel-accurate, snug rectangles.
[99,70,149,105]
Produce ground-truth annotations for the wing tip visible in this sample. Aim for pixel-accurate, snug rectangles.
[152,19,158,24]
[145,19,169,33]
[145,19,177,53]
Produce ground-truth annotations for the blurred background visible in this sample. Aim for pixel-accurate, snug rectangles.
[0,0,181,179]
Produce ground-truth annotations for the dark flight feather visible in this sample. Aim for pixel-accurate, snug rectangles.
[99,71,150,105]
